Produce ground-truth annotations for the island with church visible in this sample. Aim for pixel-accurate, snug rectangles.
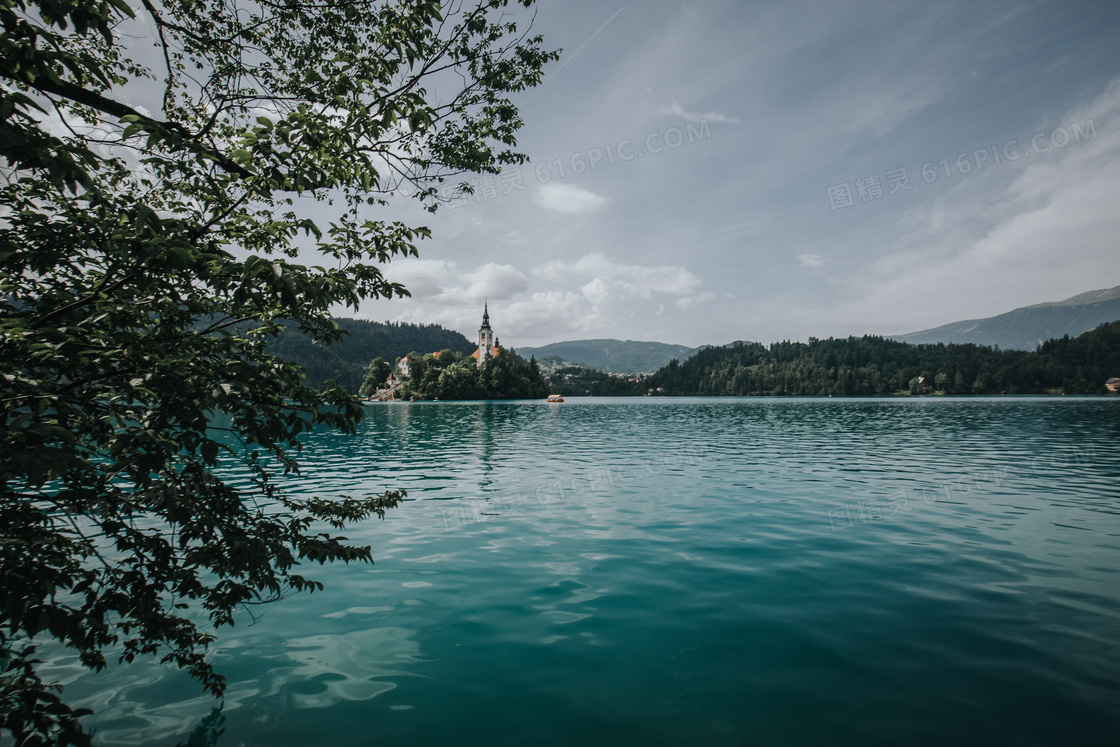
[362,304,549,401]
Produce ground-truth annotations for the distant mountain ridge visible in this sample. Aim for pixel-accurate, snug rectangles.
[894,286,1120,350]
[515,339,701,374]
[1023,286,1120,308]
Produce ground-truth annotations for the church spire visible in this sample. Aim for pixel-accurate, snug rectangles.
[476,301,495,368]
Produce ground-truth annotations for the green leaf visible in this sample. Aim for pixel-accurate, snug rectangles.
[0,0,558,738]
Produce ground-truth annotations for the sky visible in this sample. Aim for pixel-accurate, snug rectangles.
[349,2,1119,347]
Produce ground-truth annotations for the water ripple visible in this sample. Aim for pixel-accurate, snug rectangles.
[59,397,1120,746]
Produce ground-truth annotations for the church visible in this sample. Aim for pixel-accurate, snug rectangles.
[471,302,500,368]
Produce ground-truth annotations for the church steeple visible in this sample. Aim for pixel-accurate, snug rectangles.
[476,301,495,368]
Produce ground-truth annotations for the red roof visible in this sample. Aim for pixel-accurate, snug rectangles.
[471,346,499,359]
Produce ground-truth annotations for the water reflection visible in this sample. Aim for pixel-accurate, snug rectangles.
[56,398,1120,746]
[268,627,421,708]
[177,705,224,747]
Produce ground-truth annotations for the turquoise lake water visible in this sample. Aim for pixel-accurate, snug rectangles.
[48,397,1120,746]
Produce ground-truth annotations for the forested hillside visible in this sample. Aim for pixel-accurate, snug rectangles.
[268,318,474,391]
[545,366,646,397]
[645,322,1120,396]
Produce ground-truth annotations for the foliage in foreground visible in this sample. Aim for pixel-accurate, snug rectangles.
[0,0,556,743]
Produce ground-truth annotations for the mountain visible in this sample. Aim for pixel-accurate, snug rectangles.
[514,339,701,374]
[267,318,474,391]
[532,354,586,374]
[894,286,1120,351]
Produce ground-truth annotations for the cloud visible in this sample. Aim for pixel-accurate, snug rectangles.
[535,183,610,215]
[463,262,530,300]
[533,253,702,298]
[676,292,714,310]
[832,86,941,137]
[503,292,601,335]
[661,101,739,124]
[831,77,1120,335]
[358,252,708,345]
[798,253,825,269]
[527,253,709,337]
[383,259,454,299]
[384,259,528,305]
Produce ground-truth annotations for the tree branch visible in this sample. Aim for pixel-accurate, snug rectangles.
[28,77,252,178]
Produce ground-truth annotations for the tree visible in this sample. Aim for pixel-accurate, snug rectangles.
[479,348,549,399]
[1,0,557,742]
[358,357,392,397]
[638,330,1120,397]
[395,348,546,400]
[435,359,485,399]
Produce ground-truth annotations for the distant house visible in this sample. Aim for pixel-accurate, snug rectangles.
[1106,377,1120,393]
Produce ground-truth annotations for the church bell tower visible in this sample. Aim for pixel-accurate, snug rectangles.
[477,302,495,368]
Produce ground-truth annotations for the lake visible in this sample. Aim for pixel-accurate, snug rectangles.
[53,397,1120,746]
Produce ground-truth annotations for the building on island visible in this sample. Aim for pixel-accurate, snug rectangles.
[471,302,500,368]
